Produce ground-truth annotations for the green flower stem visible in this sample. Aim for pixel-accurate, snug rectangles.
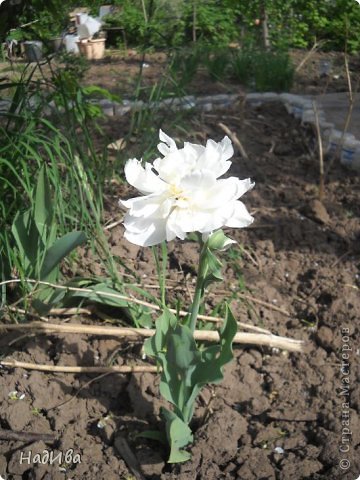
[152,242,168,309]
[189,239,208,333]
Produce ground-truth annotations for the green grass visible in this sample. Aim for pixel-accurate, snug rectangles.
[231,49,294,91]
[203,48,231,81]
[0,52,199,325]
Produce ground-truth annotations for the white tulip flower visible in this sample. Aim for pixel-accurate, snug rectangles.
[120,130,254,247]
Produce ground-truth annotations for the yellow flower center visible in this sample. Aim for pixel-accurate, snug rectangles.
[169,184,189,207]
[169,184,184,199]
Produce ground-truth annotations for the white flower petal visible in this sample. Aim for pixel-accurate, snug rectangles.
[198,177,254,209]
[120,194,173,218]
[219,135,234,161]
[124,159,165,195]
[235,177,255,198]
[158,129,178,156]
[195,137,233,178]
[180,170,216,192]
[168,207,213,234]
[123,214,167,246]
[121,130,254,246]
[225,201,254,228]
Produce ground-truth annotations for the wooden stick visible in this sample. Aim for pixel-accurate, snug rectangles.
[295,39,324,73]
[7,306,93,317]
[0,360,158,374]
[0,322,305,352]
[0,428,56,444]
[325,50,357,176]
[312,101,324,201]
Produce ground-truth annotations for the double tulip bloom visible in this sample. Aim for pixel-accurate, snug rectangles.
[120,130,254,246]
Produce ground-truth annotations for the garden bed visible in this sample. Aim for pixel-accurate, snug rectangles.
[0,100,359,479]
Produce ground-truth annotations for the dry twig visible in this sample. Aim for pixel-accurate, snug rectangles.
[295,39,325,73]
[0,360,158,374]
[312,101,325,200]
[1,279,269,334]
[0,321,305,352]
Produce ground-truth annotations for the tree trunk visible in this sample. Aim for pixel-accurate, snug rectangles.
[192,0,197,43]
[261,0,270,49]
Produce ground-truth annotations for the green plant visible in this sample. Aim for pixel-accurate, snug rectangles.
[230,48,294,91]
[0,58,123,310]
[143,236,237,462]
[253,51,294,91]
[169,45,204,89]
[204,48,231,82]
[11,165,86,310]
[231,49,254,85]
[120,131,255,462]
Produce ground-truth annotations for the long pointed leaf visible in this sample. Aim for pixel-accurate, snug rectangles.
[34,165,53,242]
[40,231,86,280]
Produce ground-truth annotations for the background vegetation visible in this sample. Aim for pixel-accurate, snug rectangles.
[1,0,360,52]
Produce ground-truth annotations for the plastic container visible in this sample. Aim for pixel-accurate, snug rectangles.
[301,108,326,125]
[319,121,334,134]
[64,34,80,54]
[326,130,355,157]
[77,16,102,39]
[50,37,64,52]
[351,146,360,172]
[77,38,105,60]
[319,60,332,77]
[340,138,360,170]
[291,99,313,119]
[24,41,43,62]
[280,93,301,103]
[76,13,88,25]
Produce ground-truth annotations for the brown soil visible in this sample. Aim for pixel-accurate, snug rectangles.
[1,57,360,480]
[78,48,360,98]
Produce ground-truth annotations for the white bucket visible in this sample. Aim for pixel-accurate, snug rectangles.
[64,34,80,54]
[76,13,90,25]
[77,16,102,39]
[24,41,43,62]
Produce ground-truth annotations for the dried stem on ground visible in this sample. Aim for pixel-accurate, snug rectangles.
[0,279,271,334]
[0,360,158,374]
[0,321,305,352]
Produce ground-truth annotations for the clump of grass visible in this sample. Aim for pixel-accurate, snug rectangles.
[0,57,123,309]
[168,44,205,89]
[203,47,231,81]
[231,49,294,91]
[231,49,254,85]
[253,51,294,91]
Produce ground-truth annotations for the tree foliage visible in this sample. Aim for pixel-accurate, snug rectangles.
[1,0,360,52]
